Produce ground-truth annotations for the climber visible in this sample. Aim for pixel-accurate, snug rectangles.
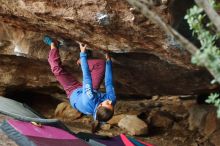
[43,36,116,132]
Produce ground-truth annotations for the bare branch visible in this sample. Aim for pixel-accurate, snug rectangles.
[126,0,198,55]
[195,0,220,33]
[126,0,220,83]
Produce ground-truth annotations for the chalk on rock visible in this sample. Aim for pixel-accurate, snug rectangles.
[96,12,110,26]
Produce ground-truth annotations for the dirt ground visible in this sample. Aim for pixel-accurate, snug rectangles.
[0,95,208,146]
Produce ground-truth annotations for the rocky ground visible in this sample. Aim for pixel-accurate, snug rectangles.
[0,115,18,146]
[1,95,219,146]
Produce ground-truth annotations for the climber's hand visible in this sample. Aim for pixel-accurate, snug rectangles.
[76,59,81,66]
[78,42,87,53]
[105,52,111,61]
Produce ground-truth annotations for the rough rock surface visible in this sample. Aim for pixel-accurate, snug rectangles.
[202,109,218,137]
[149,110,173,128]
[54,102,82,121]
[107,114,126,125]
[188,105,220,142]
[0,0,217,97]
[210,130,220,146]
[118,115,148,135]
[188,105,209,131]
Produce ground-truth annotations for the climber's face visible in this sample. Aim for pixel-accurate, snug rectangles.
[98,100,113,110]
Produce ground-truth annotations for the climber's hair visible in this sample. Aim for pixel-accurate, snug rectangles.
[91,107,114,133]
[96,106,114,122]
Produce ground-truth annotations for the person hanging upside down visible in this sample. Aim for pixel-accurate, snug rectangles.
[43,36,116,132]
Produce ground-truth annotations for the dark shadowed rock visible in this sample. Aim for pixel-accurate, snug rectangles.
[188,105,208,131]
[188,104,220,138]
[202,109,218,137]
[149,110,174,128]
[210,130,220,146]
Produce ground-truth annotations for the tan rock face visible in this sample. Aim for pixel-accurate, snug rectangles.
[54,102,82,121]
[0,0,217,97]
[107,114,126,125]
[118,115,148,135]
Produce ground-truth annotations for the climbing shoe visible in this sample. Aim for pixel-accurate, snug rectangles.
[43,35,53,46]
[43,35,61,48]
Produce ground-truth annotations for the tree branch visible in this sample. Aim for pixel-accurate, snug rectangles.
[195,0,220,33]
[126,0,198,55]
[126,0,220,83]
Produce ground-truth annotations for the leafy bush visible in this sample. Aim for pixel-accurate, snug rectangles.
[185,0,220,118]
[206,93,220,118]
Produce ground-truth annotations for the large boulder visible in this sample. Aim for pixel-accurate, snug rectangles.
[118,115,148,135]
[0,0,217,97]
[188,105,209,131]
[107,114,126,125]
[149,110,174,128]
[188,105,220,138]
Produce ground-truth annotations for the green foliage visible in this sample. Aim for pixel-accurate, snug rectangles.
[214,3,220,10]
[206,93,220,118]
[185,3,220,83]
[185,0,220,118]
